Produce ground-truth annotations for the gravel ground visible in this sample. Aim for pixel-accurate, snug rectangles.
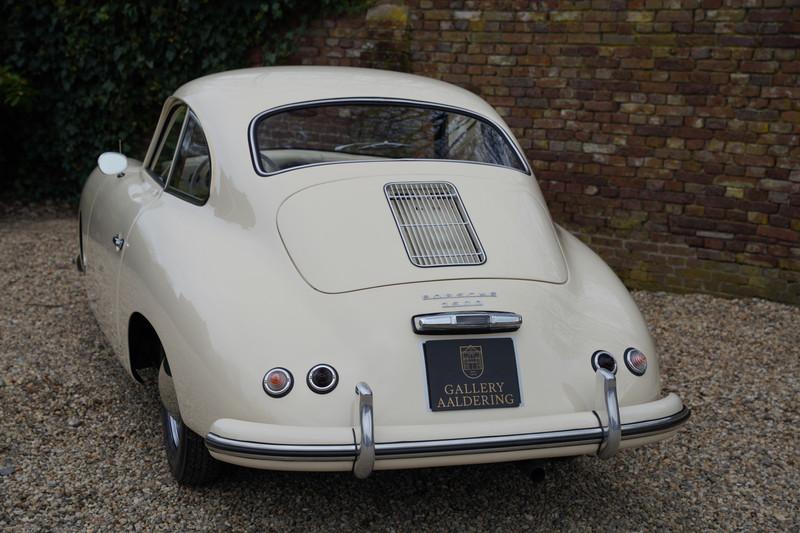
[1,213,798,532]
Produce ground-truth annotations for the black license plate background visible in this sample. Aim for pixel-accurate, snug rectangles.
[424,338,521,411]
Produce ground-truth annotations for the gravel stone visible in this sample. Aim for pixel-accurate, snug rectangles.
[1,213,798,531]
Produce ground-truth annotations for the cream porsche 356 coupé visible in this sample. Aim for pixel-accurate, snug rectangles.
[78,67,689,484]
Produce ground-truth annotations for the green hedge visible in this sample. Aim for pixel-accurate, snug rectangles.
[1,1,361,201]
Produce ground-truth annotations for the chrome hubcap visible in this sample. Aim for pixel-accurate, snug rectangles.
[165,410,181,448]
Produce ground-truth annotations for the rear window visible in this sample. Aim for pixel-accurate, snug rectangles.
[251,102,527,174]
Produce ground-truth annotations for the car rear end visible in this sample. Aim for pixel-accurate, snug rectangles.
[173,87,688,476]
[198,162,688,476]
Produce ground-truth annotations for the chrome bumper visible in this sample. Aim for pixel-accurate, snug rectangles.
[206,371,690,478]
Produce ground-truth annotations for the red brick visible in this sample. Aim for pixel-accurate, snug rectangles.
[757,226,800,242]
[740,61,779,74]
[748,9,793,22]
[762,35,800,48]
[292,4,800,303]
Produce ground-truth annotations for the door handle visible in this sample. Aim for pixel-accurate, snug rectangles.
[112,234,125,252]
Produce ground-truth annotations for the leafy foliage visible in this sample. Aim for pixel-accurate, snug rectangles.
[1,1,361,200]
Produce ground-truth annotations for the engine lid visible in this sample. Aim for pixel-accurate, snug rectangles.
[277,171,567,293]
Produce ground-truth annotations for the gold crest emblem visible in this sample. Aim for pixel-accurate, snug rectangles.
[459,345,484,379]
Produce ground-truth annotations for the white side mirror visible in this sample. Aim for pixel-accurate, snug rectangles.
[97,152,128,176]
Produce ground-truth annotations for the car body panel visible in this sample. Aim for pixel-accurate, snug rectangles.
[114,217,659,435]
[277,166,567,293]
[82,161,160,365]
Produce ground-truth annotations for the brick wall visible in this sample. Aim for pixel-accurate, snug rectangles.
[291,0,800,303]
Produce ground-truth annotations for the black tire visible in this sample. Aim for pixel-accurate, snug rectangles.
[160,404,221,485]
[158,352,221,485]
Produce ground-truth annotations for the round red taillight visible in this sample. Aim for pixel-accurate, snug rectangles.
[263,368,293,397]
[624,348,648,376]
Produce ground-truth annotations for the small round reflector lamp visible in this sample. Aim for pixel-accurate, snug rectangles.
[263,368,293,397]
[307,364,338,394]
[624,347,648,376]
[591,350,617,374]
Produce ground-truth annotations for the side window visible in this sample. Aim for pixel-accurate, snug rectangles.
[166,112,211,204]
[149,105,187,184]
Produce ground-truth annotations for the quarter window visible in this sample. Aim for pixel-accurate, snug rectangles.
[150,105,187,184]
[166,113,211,204]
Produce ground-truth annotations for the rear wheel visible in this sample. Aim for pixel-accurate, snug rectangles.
[158,354,220,485]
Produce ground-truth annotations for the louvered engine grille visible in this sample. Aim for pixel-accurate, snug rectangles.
[385,182,486,267]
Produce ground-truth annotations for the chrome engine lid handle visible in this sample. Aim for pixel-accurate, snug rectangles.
[412,311,522,335]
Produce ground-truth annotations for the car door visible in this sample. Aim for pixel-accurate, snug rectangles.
[85,104,188,356]
[113,107,214,378]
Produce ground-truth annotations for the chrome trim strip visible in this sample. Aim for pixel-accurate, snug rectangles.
[595,368,621,459]
[205,433,355,461]
[622,406,690,438]
[375,427,601,459]
[413,311,522,334]
[247,97,532,177]
[353,382,375,478]
[205,407,690,462]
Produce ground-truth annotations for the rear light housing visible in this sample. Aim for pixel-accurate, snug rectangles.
[591,350,617,374]
[307,364,338,394]
[624,348,648,376]
[263,368,293,397]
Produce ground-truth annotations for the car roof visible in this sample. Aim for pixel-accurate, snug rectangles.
[173,66,504,126]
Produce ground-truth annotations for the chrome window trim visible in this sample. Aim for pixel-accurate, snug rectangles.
[146,103,189,187]
[164,109,212,206]
[247,97,532,177]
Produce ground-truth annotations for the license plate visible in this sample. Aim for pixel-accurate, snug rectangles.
[423,338,521,411]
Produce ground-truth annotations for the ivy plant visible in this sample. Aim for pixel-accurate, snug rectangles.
[1,1,363,200]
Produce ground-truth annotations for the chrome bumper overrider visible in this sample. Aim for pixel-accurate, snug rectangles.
[595,367,621,459]
[206,371,690,478]
[353,382,375,479]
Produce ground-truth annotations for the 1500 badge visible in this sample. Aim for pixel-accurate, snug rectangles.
[423,291,497,308]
